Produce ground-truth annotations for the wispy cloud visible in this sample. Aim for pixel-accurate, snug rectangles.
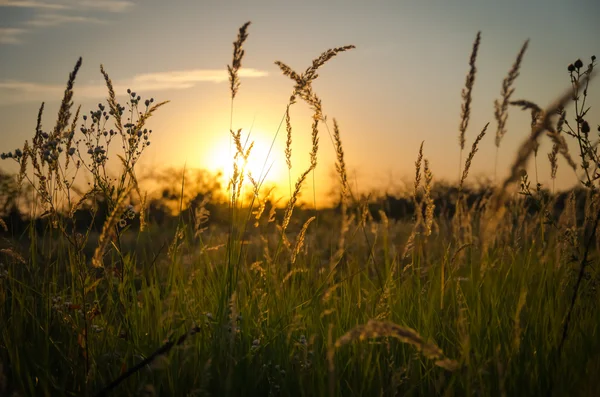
[0,68,269,105]
[78,1,134,13]
[0,0,134,45]
[0,27,27,44]
[0,1,69,10]
[0,0,133,12]
[26,13,105,27]
[0,81,63,94]
[134,69,269,86]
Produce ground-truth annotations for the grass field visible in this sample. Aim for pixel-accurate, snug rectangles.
[0,22,599,396]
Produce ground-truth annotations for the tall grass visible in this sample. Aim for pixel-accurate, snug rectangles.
[0,23,599,397]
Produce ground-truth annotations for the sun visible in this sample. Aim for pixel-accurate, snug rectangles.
[205,129,287,191]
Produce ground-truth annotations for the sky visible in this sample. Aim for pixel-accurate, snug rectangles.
[0,0,599,205]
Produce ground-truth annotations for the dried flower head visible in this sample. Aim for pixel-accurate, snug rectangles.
[228,21,251,99]
[459,32,481,151]
[494,40,529,148]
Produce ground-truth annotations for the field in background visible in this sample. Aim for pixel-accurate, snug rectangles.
[0,23,599,396]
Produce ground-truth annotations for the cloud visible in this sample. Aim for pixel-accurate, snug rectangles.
[0,0,133,12]
[78,1,134,13]
[133,69,269,86]
[0,1,69,10]
[0,81,63,94]
[0,27,27,44]
[0,0,134,45]
[26,13,105,27]
[0,68,269,105]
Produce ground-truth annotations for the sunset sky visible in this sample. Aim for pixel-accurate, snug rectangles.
[1,0,599,204]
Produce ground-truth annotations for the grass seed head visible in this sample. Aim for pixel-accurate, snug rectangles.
[228,21,251,99]
[494,40,529,148]
[460,123,489,190]
[459,32,481,151]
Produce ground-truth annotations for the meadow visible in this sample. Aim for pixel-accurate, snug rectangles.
[0,22,599,396]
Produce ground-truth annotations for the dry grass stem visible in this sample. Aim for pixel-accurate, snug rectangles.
[547,130,576,171]
[285,103,293,170]
[0,248,26,264]
[334,319,459,371]
[291,216,315,264]
[54,57,82,140]
[459,32,481,152]
[125,166,147,232]
[424,159,435,237]
[64,105,80,172]
[275,45,355,119]
[133,100,169,132]
[460,123,489,190]
[512,99,577,171]
[309,118,319,171]
[548,144,559,182]
[17,141,29,187]
[494,40,529,148]
[228,21,251,99]
[92,186,132,268]
[333,119,349,198]
[100,65,123,135]
[281,167,311,233]
[414,141,424,201]
[282,268,308,284]
[401,230,416,262]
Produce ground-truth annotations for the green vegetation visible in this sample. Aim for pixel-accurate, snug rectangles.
[0,23,598,396]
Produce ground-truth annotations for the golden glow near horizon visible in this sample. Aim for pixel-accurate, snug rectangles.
[204,128,288,191]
